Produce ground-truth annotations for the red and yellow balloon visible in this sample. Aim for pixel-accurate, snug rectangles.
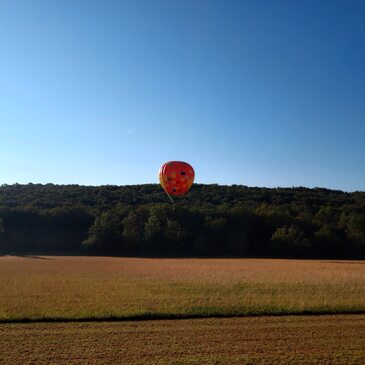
[159,161,195,197]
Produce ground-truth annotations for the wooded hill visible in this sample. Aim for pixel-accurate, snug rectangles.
[0,183,364,258]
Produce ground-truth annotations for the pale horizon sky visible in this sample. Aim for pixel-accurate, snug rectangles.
[1,0,364,192]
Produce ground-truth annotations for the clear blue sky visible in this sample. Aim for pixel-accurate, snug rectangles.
[1,0,364,191]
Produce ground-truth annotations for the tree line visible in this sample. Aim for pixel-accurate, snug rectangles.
[0,183,364,258]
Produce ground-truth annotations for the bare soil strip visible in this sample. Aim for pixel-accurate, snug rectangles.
[0,315,364,365]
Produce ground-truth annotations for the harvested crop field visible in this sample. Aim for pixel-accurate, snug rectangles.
[0,256,364,321]
[1,315,364,364]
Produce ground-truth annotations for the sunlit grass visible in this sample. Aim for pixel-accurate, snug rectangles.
[0,256,364,321]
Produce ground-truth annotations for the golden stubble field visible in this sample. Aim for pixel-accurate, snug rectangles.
[1,315,364,364]
[0,256,364,320]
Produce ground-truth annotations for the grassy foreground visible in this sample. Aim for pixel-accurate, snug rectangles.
[0,256,364,321]
[1,315,364,364]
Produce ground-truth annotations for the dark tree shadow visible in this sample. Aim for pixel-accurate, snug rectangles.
[15,255,55,260]
[327,260,365,265]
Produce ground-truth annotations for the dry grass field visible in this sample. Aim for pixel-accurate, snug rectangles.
[0,256,364,321]
[0,315,364,364]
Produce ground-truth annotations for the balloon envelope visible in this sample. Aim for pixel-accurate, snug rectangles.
[159,161,195,196]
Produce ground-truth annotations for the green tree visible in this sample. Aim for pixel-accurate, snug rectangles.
[122,210,147,245]
[315,206,337,226]
[346,213,365,257]
[83,211,123,252]
[270,225,311,257]
[144,214,162,241]
[165,219,187,243]
[313,224,343,257]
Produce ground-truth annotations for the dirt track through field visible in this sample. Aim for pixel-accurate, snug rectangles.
[1,315,364,364]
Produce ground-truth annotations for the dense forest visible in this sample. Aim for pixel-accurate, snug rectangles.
[0,183,364,258]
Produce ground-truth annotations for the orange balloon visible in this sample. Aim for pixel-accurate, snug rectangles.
[159,161,195,196]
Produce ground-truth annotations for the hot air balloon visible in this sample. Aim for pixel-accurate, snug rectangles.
[159,161,195,202]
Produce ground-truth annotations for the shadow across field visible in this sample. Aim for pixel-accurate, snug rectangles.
[1,309,365,324]
[0,254,55,260]
[328,260,365,265]
[15,255,55,260]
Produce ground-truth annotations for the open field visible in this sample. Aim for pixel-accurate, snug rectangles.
[1,315,364,364]
[0,256,364,321]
